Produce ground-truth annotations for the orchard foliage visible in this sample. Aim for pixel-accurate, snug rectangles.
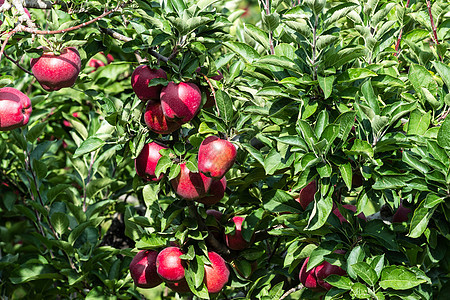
[0,0,449,299]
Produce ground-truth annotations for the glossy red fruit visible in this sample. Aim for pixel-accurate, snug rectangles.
[171,163,212,200]
[225,216,251,251]
[131,66,167,101]
[30,47,81,91]
[0,87,32,131]
[166,278,190,293]
[135,142,167,181]
[315,261,346,290]
[129,250,163,288]
[295,180,316,210]
[332,204,366,224]
[160,82,201,123]
[392,203,411,223]
[144,100,181,134]
[156,247,185,282]
[196,177,226,205]
[299,257,319,289]
[204,252,230,293]
[88,58,106,71]
[198,136,236,180]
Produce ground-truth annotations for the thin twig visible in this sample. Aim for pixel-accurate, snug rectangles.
[201,74,220,116]
[280,284,304,300]
[4,53,34,75]
[426,0,439,45]
[394,0,411,57]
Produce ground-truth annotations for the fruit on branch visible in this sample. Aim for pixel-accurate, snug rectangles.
[0,87,32,131]
[225,216,251,251]
[131,66,167,101]
[295,180,317,210]
[171,163,212,200]
[299,253,346,291]
[299,257,319,289]
[129,250,163,288]
[166,278,190,293]
[135,142,167,181]
[30,47,81,91]
[198,136,236,180]
[88,57,106,71]
[196,176,226,205]
[392,203,411,223]
[332,204,366,224]
[160,82,201,123]
[156,247,185,282]
[204,252,230,293]
[144,100,181,134]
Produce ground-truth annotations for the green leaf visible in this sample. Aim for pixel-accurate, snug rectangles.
[351,282,371,299]
[215,90,233,123]
[307,195,333,231]
[339,163,352,190]
[346,139,374,159]
[338,68,377,83]
[437,117,450,149]
[325,275,353,290]
[86,178,114,199]
[318,75,335,99]
[347,246,365,280]
[433,61,450,89]
[379,266,426,290]
[73,137,104,158]
[135,234,167,249]
[352,262,378,286]
[26,122,47,142]
[407,110,431,135]
[361,79,379,115]
[185,256,208,298]
[245,24,269,49]
[224,41,260,63]
[51,212,69,235]
[262,189,302,214]
[10,264,63,284]
[255,55,300,73]
[408,64,437,96]
[408,194,440,238]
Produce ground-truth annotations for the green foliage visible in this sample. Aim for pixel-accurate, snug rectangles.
[0,0,449,299]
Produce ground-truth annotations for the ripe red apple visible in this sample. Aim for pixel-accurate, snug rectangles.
[135,142,168,181]
[30,47,81,91]
[225,216,251,251]
[131,65,167,101]
[299,257,319,289]
[196,177,226,205]
[315,261,346,290]
[198,136,236,180]
[295,180,316,210]
[170,163,212,200]
[0,87,32,131]
[88,57,106,71]
[332,204,366,224]
[156,247,185,282]
[204,252,230,293]
[392,203,411,223]
[129,250,163,288]
[166,278,190,293]
[160,81,201,123]
[144,100,181,134]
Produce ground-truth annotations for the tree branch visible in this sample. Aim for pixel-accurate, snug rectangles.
[394,0,411,57]
[4,53,34,76]
[280,284,304,300]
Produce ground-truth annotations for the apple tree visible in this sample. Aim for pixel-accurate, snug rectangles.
[0,0,449,299]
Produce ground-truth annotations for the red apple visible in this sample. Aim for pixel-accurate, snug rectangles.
[131,65,167,101]
[196,177,226,205]
[0,87,32,131]
[129,250,163,288]
[135,142,168,181]
[160,81,201,123]
[315,261,346,290]
[88,58,106,71]
[392,203,411,223]
[299,257,319,289]
[295,180,316,210]
[206,209,223,222]
[225,216,251,251]
[170,163,212,200]
[30,47,81,91]
[198,136,236,180]
[105,53,114,63]
[166,278,190,293]
[156,247,185,282]
[144,100,181,134]
[332,204,366,224]
[204,252,230,293]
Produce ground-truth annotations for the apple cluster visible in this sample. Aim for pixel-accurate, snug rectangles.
[129,247,230,294]
[131,65,204,135]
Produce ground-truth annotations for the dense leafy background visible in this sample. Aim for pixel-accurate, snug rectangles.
[0,0,449,299]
